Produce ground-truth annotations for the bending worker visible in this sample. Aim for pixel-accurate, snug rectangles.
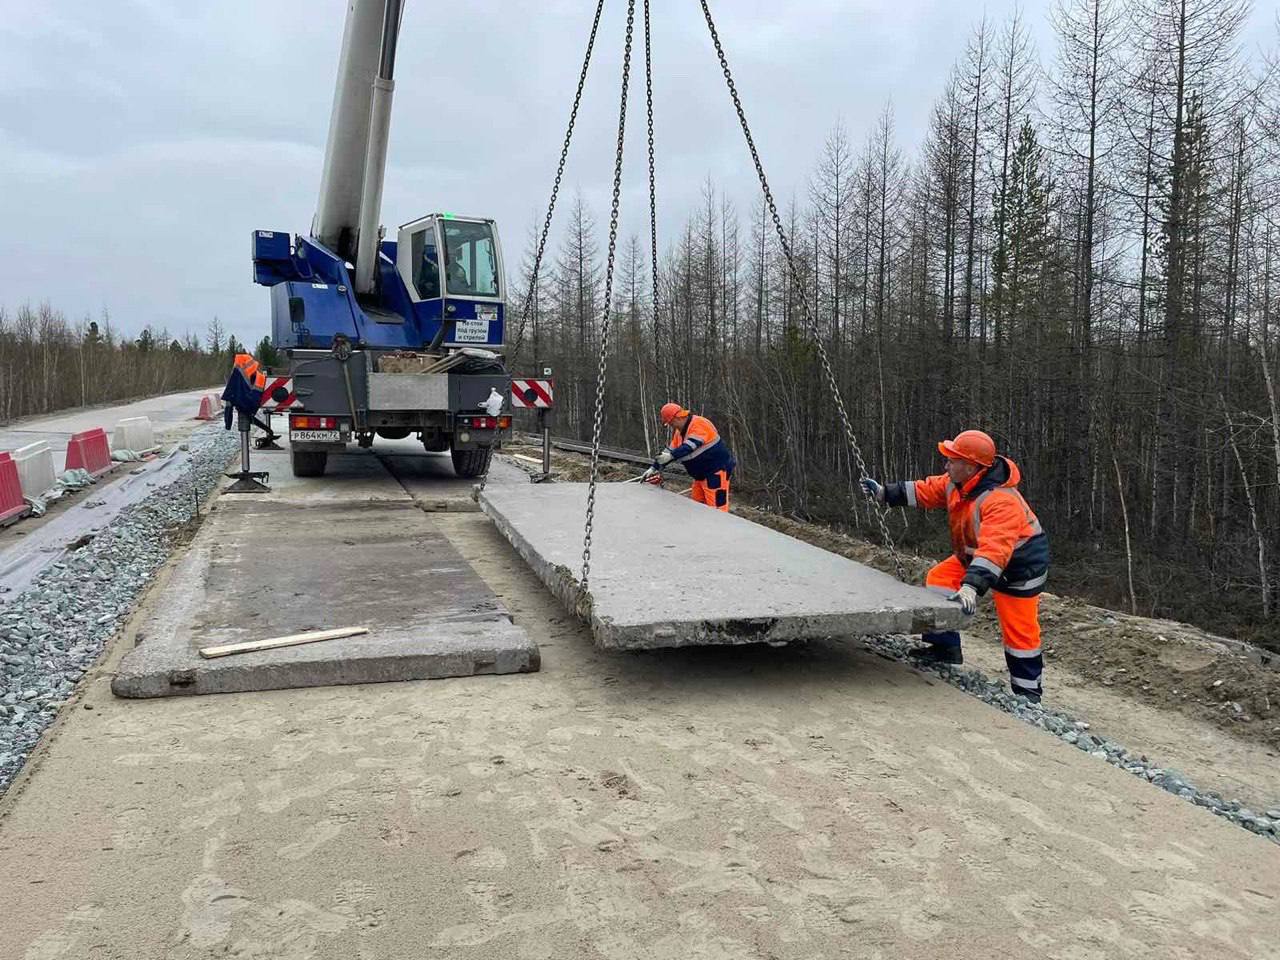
[861,430,1049,702]
[641,403,736,511]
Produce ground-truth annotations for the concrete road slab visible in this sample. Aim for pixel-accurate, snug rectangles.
[230,446,412,504]
[480,482,965,650]
[381,447,525,511]
[112,499,538,697]
[228,437,525,507]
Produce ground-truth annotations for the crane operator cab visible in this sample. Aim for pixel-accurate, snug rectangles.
[396,214,504,347]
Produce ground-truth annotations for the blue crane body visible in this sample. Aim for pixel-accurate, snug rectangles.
[250,0,511,478]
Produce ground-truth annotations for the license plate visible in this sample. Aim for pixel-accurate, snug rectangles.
[290,430,342,442]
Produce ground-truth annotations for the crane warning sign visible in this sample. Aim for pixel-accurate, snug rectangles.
[511,378,554,409]
[259,377,299,411]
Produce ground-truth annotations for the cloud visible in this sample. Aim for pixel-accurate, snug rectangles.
[0,0,1271,346]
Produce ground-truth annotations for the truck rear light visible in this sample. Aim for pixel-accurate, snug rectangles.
[290,415,337,430]
[461,416,500,430]
[498,416,511,429]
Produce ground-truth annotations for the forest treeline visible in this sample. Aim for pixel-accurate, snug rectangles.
[509,0,1280,651]
[0,306,242,423]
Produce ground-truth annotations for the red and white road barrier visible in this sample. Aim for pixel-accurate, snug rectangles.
[13,441,56,498]
[65,428,113,478]
[0,452,31,526]
[511,378,554,409]
[113,416,156,454]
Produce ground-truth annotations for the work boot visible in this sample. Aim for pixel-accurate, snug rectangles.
[908,643,963,666]
[1011,684,1042,705]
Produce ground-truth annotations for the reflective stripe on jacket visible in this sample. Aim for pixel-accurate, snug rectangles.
[885,456,1049,597]
[233,353,266,389]
[669,414,736,481]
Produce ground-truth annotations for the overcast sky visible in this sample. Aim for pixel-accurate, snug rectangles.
[1,1,1274,347]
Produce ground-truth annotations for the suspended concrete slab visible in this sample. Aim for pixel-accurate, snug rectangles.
[479,482,965,651]
[113,498,538,698]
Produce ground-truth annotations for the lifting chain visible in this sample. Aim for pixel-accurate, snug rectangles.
[698,0,905,580]
[581,0,636,595]
[510,0,607,361]
[644,0,661,456]
[476,0,606,499]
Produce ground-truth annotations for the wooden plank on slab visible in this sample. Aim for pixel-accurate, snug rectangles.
[199,626,369,659]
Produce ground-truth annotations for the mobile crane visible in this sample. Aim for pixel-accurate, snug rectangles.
[251,0,511,478]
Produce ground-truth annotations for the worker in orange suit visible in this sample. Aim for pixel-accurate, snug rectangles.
[641,403,737,511]
[861,430,1050,702]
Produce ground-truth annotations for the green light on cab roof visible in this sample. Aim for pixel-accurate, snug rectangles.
[441,212,456,219]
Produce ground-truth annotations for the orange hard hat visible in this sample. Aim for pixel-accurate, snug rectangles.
[938,429,996,467]
[660,402,688,426]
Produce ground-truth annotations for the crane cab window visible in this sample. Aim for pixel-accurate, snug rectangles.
[442,221,499,297]
[409,227,441,300]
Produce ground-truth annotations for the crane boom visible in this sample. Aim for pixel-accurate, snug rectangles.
[312,0,398,265]
[354,0,404,295]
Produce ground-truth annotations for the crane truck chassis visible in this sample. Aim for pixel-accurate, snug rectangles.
[250,0,511,479]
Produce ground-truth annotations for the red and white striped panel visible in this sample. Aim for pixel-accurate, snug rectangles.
[511,378,554,409]
[259,376,299,411]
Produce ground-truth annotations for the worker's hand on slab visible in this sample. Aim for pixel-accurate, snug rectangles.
[640,466,664,485]
[949,584,978,615]
[860,478,885,503]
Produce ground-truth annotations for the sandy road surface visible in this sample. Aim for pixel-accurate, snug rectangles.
[1,468,1279,958]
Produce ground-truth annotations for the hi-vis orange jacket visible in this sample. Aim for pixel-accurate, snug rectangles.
[668,414,736,481]
[885,456,1049,597]
[223,353,268,426]
[233,353,266,390]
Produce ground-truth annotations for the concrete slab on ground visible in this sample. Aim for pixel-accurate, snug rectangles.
[229,445,412,504]
[479,482,965,650]
[224,437,525,508]
[111,498,538,697]
[380,444,525,511]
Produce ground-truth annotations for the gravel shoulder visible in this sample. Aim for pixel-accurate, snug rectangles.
[0,425,238,794]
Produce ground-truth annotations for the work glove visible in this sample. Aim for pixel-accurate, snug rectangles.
[655,448,675,466]
[640,466,664,485]
[860,478,885,503]
[949,584,978,616]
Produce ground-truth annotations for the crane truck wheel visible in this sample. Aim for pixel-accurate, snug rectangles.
[450,445,492,479]
[291,450,328,477]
